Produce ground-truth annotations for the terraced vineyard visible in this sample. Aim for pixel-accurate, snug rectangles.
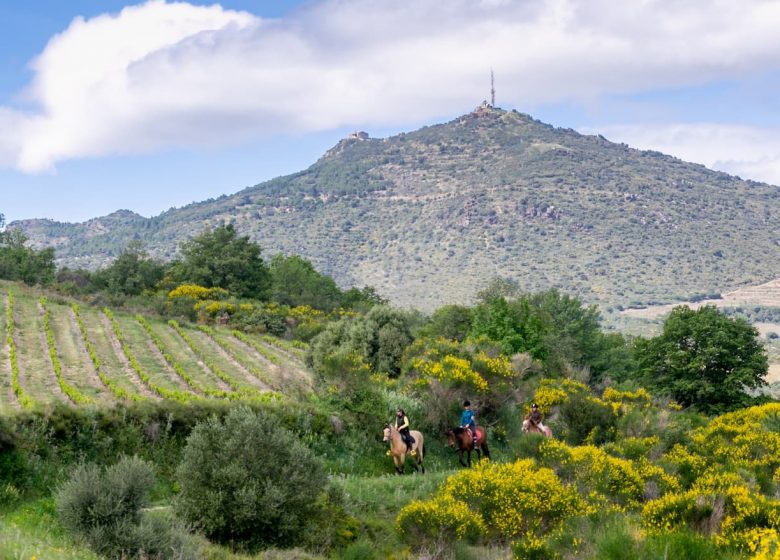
[0,283,312,413]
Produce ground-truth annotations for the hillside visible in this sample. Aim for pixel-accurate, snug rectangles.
[12,105,780,310]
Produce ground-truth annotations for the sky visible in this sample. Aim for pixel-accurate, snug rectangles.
[1,0,780,224]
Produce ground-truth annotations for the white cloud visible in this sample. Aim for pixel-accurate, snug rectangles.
[590,123,780,186]
[3,0,780,173]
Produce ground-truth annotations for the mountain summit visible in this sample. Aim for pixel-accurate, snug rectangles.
[13,106,780,310]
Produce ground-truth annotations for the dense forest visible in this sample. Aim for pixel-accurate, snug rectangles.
[1,216,780,560]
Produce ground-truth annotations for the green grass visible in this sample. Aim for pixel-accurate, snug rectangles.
[0,498,99,560]
[330,470,453,558]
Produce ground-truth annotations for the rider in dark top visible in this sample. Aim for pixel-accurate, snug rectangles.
[396,408,415,454]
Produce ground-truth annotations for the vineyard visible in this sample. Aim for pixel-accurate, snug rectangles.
[0,283,312,413]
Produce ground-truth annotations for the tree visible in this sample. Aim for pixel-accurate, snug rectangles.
[269,254,342,311]
[0,228,55,285]
[422,304,472,341]
[92,241,166,296]
[527,289,631,381]
[172,225,271,299]
[175,407,328,548]
[635,305,768,413]
[341,285,387,312]
[309,305,414,377]
[469,297,547,359]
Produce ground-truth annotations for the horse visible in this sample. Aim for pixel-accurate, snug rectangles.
[446,426,490,467]
[522,418,553,438]
[383,425,425,474]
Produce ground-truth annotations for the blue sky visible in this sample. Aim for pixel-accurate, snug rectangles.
[2,0,780,224]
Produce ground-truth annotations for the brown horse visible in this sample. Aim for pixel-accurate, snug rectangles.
[446,426,490,467]
[383,425,425,474]
[522,418,553,438]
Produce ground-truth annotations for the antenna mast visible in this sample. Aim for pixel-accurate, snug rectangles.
[490,69,495,107]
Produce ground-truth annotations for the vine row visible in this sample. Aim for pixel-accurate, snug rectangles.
[103,309,193,403]
[168,321,256,396]
[197,325,278,390]
[40,297,93,405]
[5,291,34,409]
[232,330,283,366]
[260,334,307,359]
[72,304,143,403]
[135,315,228,399]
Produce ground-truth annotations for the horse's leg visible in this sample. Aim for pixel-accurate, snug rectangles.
[466,449,471,467]
[458,450,468,468]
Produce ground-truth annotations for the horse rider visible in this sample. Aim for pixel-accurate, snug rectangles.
[395,408,416,456]
[526,403,546,432]
[460,400,478,450]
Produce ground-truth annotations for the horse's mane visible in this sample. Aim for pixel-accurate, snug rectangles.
[451,427,466,435]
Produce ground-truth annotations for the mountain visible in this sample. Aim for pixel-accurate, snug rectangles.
[12,105,780,311]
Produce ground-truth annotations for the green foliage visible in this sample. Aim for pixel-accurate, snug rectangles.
[91,241,166,296]
[172,224,271,299]
[174,407,330,549]
[270,254,342,311]
[558,391,617,445]
[421,304,472,341]
[56,456,191,559]
[340,285,387,312]
[309,305,413,377]
[635,305,768,413]
[469,297,547,358]
[0,228,55,285]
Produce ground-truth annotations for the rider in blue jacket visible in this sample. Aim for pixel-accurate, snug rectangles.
[460,400,478,449]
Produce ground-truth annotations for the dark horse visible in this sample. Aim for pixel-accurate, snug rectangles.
[446,426,490,467]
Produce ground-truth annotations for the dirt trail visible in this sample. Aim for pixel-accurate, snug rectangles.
[99,314,159,399]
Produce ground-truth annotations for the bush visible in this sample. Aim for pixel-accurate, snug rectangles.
[174,406,330,549]
[56,456,190,559]
[559,391,616,445]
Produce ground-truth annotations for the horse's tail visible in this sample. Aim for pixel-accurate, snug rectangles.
[481,440,490,459]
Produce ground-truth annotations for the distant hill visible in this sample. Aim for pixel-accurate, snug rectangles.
[12,105,780,311]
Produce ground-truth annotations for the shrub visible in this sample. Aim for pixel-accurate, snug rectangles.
[174,406,330,549]
[56,456,190,559]
[559,392,617,445]
[397,459,585,552]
